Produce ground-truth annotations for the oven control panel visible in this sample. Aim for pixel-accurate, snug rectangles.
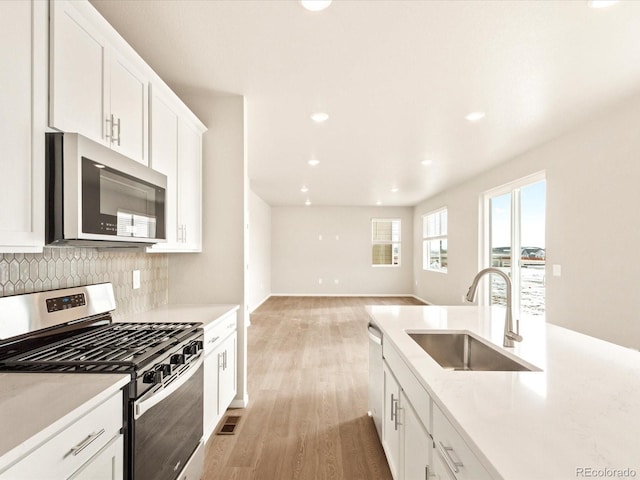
[46,293,86,313]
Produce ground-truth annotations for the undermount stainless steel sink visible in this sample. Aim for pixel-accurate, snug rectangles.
[408,332,539,372]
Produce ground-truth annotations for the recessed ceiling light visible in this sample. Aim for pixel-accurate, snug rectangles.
[300,0,332,12]
[305,199,312,206]
[308,159,320,166]
[311,112,329,123]
[465,112,485,122]
[391,187,399,193]
[301,186,309,193]
[376,201,382,206]
[421,160,433,166]
[588,0,619,8]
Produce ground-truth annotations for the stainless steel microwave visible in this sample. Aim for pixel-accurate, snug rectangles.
[45,133,167,247]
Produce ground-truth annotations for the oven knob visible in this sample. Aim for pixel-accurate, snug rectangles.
[195,340,203,351]
[170,353,185,365]
[183,343,197,355]
[159,364,172,376]
[143,370,162,384]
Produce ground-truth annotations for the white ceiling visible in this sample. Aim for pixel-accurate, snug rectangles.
[90,0,640,207]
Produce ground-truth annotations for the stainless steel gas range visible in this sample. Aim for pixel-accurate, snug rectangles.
[0,283,204,480]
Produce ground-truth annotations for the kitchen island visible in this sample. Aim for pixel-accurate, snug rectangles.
[367,305,640,480]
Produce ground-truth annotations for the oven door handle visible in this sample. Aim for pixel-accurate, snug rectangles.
[134,355,204,420]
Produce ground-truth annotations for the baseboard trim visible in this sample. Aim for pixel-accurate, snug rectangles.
[249,294,271,313]
[411,294,432,305]
[270,293,418,298]
[229,394,249,409]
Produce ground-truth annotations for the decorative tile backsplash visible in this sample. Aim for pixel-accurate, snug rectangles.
[0,248,168,319]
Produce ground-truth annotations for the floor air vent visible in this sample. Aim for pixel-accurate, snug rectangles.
[217,415,241,435]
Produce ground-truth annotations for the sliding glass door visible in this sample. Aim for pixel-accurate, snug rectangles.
[484,173,546,318]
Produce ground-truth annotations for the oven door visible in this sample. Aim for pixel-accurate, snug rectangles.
[131,356,204,480]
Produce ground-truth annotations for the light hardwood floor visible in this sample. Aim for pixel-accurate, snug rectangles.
[203,296,424,480]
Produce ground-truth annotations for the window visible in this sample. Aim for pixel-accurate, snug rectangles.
[423,208,447,272]
[371,219,401,266]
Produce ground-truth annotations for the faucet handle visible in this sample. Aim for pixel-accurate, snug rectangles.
[506,331,523,342]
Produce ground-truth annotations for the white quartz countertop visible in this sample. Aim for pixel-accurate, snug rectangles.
[367,305,640,480]
[0,373,129,472]
[116,304,239,329]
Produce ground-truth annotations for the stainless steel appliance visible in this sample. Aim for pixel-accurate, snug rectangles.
[45,132,167,248]
[368,322,383,440]
[0,284,204,480]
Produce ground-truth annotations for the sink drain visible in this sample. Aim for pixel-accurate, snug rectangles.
[216,415,241,435]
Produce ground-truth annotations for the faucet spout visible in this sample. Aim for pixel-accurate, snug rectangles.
[465,268,522,347]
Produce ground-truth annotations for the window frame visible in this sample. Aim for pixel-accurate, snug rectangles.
[371,218,401,267]
[422,207,448,273]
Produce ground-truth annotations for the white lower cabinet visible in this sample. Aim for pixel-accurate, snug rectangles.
[403,392,433,480]
[382,361,432,480]
[216,331,237,416]
[69,434,124,480]
[380,340,495,480]
[432,405,492,480]
[203,312,238,442]
[382,362,402,478]
[1,391,124,479]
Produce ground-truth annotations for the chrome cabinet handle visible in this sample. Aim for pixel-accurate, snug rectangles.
[183,225,187,244]
[218,351,223,369]
[438,441,464,474]
[390,393,396,421]
[106,114,114,142]
[207,336,219,344]
[70,429,105,456]
[394,405,402,431]
[115,117,121,146]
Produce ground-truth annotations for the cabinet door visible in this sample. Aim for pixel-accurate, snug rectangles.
[218,332,237,415]
[430,449,456,480]
[0,0,46,252]
[177,120,203,251]
[203,349,220,441]
[402,391,432,480]
[69,434,124,480]
[109,52,148,165]
[149,89,179,248]
[383,362,401,479]
[50,0,107,145]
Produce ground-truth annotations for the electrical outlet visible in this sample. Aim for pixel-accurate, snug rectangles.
[132,270,141,290]
[461,294,467,303]
[318,278,323,285]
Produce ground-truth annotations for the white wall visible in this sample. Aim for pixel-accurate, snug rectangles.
[272,206,414,295]
[167,93,249,406]
[248,190,271,311]
[414,93,640,349]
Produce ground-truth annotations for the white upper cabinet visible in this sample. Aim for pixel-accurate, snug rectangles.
[148,85,205,253]
[177,120,203,251]
[0,0,47,252]
[149,88,180,247]
[108,52,148,163]
[50,0,149,165]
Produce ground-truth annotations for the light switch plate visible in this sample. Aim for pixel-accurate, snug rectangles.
[552,264,562,277]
